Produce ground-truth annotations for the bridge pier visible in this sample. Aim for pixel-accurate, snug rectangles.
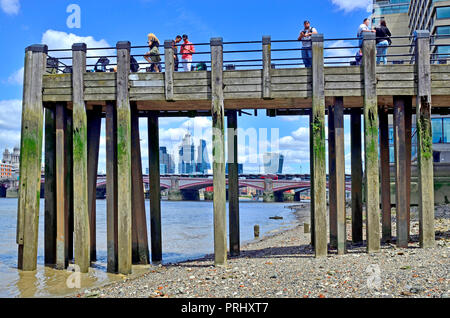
[180,189,200,201]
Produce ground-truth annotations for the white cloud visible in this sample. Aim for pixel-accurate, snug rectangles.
[6,67,23,85]
[330,0,372,13]
[0,99,22,151]
[1,0,20,15]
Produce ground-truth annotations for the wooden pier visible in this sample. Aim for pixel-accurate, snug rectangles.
[17,31,448,274]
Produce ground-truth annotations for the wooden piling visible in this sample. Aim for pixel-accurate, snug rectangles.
[116,41,133,274]
[262,35,272,99]
[211,37,227,265]
[309,111,315,247]
[131,104,149,265]
[164,40,174,101]
[44,107,56,266]
[72,43,90,272]
[328,106,337,249]
[87,108,102,262]
[405,98,412,239]
[106,102,118,273]
[17,44,47,271]
[350,108,363,243]
[55,103,67,269]
[379,105,392,243]
[362,32,381,253]
[394,96,408,248]
[311,34,327,257]
[227,110,240,256]
[414,30,435,248]
[148,112,162,263]
[65,110,74,261]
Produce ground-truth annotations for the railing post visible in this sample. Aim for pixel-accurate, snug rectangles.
[227,110,240,256]
[414,30,435,248]
[116,41,132,274]
[262,35,272,99]
[310,34,327,258]
[164,40,175,101]
[350,108,363,243]
[362,32,381,253]
[210,37,227,266]
[72,43,90,272]
[17,44,47,271]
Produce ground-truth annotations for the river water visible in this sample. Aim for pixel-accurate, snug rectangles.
[0,198,299,298]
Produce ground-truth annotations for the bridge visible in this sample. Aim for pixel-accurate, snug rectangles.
[16,31,449,274]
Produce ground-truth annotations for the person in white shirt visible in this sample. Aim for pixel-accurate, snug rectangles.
[357,18,376,47]
[297,20,318,68]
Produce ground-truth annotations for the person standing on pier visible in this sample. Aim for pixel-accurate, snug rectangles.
[375,20,392,65]
[144,33,162,72]
[357,18,376,47]
[297,20,317,68]
[180,34,195,71]
[173,35,182,71]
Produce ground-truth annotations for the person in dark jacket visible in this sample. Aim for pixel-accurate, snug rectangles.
[375,20,392,65]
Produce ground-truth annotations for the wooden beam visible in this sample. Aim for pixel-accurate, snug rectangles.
[131,104,149,265]
[309,111,315,247]
[350,108,363,243]
[65,110,74,261]
[72,43,90,272]
[17,44,47,271]
[394,96,408,248]
[44,106,56,266]
[55,103,67,269]
[328,106,337,249]
[334,97,346,255]
[148,111,162,263]
[164,40,174,101]
[311,34,327,257]
[116,41,133,274]
[362,32,381,253]
[405,97,412,239]
[262,36,272,99]
[379,105,392,243]
[414,30,435,248]
[211,37,227,266]
[106,102,118,273]
[87,108,102,262]
[227,110,240,256]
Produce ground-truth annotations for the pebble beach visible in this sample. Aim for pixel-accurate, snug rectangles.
[74,204,450,298]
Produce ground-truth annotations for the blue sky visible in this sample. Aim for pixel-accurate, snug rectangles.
[0,0,373,174]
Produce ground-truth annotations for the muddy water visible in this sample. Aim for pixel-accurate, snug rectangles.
[0,198,298,297]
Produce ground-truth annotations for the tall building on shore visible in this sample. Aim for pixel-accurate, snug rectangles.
[196,139,210,174]
[178,133,195,174]
[159,146,175,174]
[262,153,284,174]
[2,146,20,171]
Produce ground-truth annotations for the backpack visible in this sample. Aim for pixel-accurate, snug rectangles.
[195,63,207,71]
[130,56,140,73]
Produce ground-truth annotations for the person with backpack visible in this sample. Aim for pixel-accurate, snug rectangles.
[297,20,317,68]
[180,34,195,72]
[375,20,392,65]
[144,33,162,72]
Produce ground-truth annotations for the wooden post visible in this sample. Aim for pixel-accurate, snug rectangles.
[311,34,327,257]
[211,37,227,265]
[72,43,90,272]
[414,30,435,248]
[227,110,240,256]
[106,102,118,273]
[394,96,408,248]
[65,111,74,261]
[379,105,392,243]
[405,98,412,239]
[309,111,315,247]
[164,40,174,101]
[362,32,381,253]
[44,107,56,266]
[328,106,337,249]
[17,44,47,271]
[87,108,102,262]
[131,104,150,265]
[148,112,162,263]
[116,41,132,274]
[350,108,363,243]
[55,103,67,269]
[334,97,346,254]
[262,35,272,99]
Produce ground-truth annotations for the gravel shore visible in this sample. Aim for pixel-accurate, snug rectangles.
[74,204,449,298]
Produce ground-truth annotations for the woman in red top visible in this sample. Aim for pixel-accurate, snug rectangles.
[180,34,195,71]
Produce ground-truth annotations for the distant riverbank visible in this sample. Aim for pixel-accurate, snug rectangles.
[75,204,450,298]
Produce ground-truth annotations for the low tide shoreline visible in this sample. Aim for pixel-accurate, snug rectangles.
[72,204,449,298]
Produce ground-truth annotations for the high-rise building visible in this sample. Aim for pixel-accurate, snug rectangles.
[372,0,411,63]
[178,133,195,174]
[262,153,284,174]
[196,139,210,174]
[159,146,175,174]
